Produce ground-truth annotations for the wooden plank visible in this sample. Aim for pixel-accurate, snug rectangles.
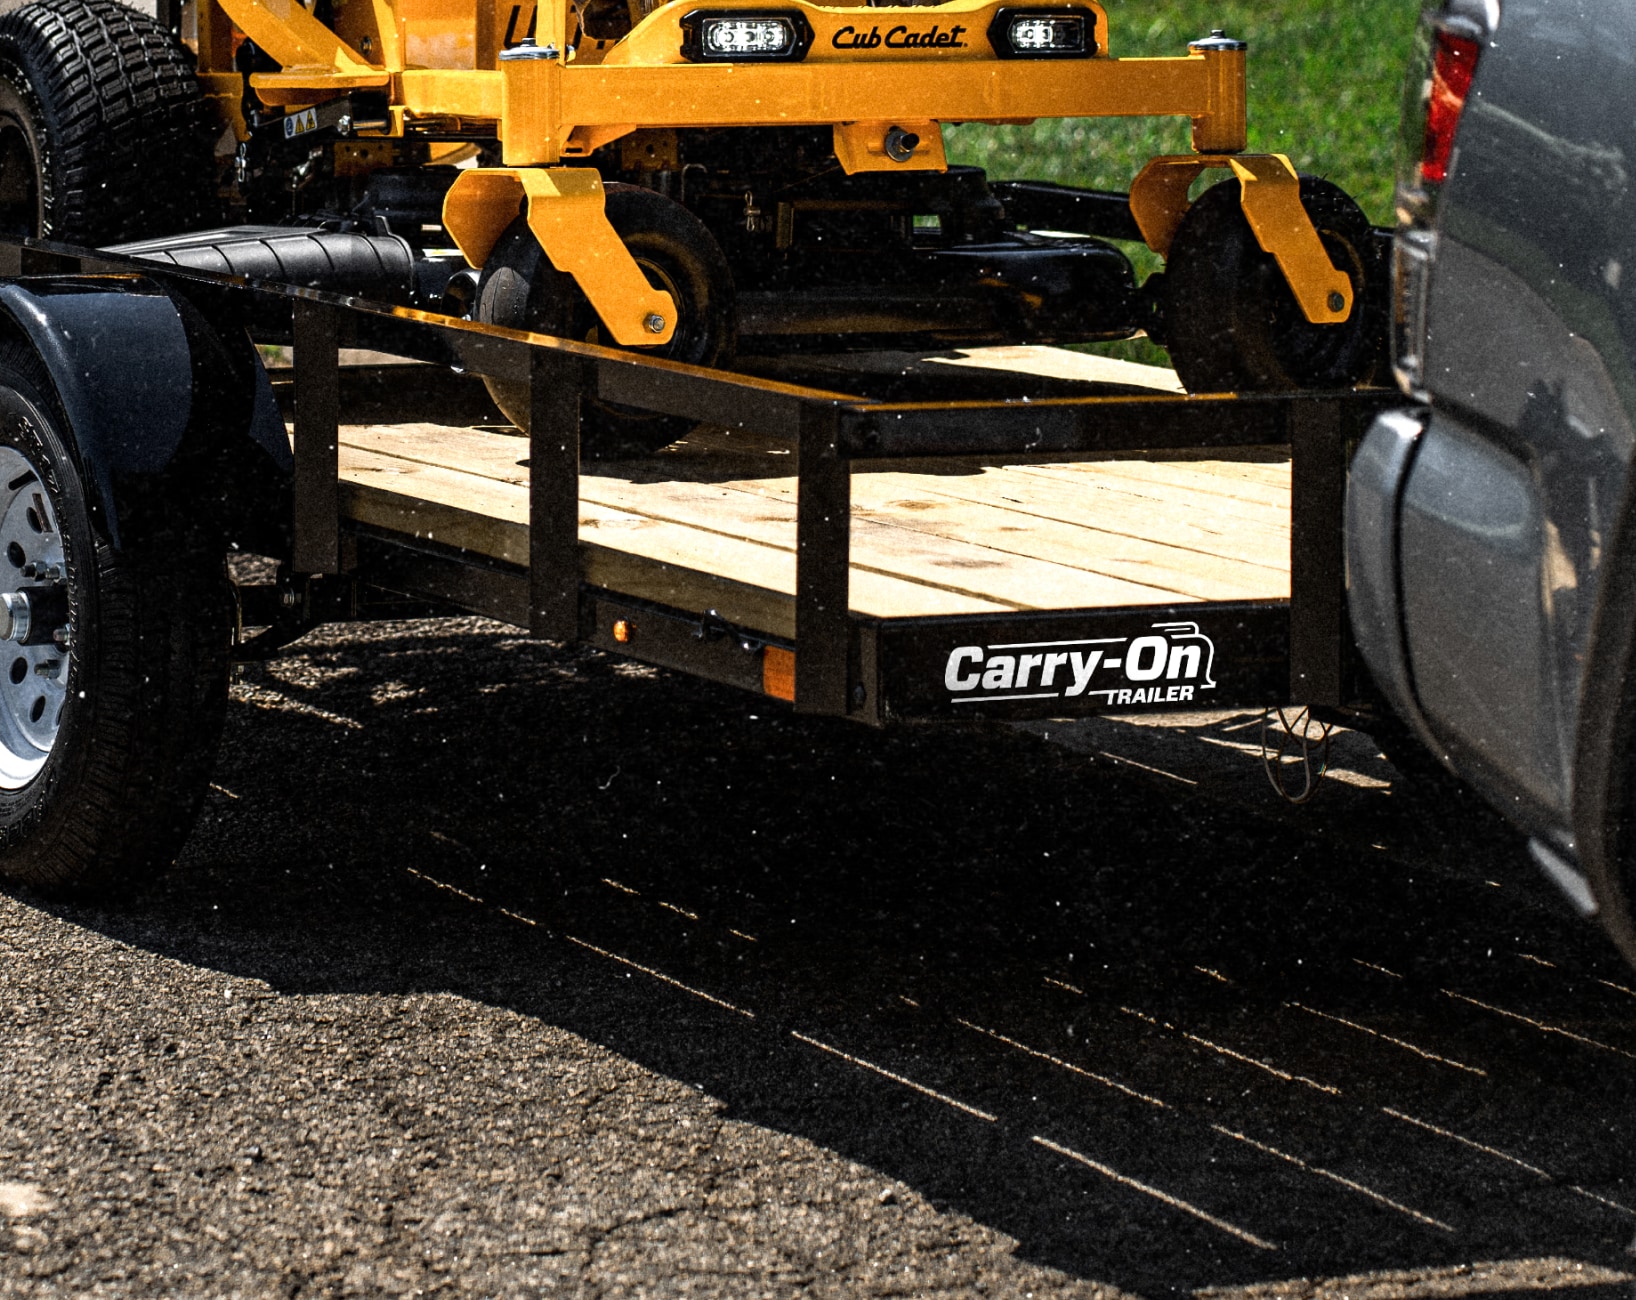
[340,422,532,483]
[845,474,1284,600]
[923,345,1186,393]
[656,425,1293,525]
[341,424,1202,611]
[1004,462,1293,529]
[1036,456,1293,508]
[334,417,1295,623]
[338,422,1295,566]
[720,459,1291,573]
[337,444,1011,637]
[711,468,1284,601]
[579,472,1192,611]
[902,465,1290,567]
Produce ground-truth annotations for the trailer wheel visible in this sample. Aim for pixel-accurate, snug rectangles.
[1159,177,1386,394]
[0,343,230,895]
[0,0,217,244]
[475,184,737,458]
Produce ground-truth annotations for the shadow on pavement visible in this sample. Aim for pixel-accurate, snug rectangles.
[36,618,1636,1297]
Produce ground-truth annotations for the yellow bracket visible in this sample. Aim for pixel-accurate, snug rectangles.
[832,121,947,174]
[442,167,677,347]
[1129,153,1353,325]
[216,0,377,75]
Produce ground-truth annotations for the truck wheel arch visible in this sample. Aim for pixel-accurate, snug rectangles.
[1568,471,1636,966]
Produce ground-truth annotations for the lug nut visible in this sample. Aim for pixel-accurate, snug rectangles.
[644,313,667,334]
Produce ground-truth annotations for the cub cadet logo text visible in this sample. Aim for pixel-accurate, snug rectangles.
[943,622,1217,706]
[831,22,968,49]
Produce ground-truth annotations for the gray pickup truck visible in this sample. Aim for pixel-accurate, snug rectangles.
[1347,0,1636,959]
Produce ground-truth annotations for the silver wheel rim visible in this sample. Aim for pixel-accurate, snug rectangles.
[0,445,65,787]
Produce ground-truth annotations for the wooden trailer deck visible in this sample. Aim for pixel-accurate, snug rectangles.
[328,352,1292,642]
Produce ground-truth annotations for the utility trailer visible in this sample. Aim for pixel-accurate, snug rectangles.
[0,237,1396,893]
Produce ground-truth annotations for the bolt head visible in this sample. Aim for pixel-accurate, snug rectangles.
[644,313,667,334]
[1327,291,1346,314]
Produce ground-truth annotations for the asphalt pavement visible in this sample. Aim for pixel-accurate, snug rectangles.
[3,616,1636,1298]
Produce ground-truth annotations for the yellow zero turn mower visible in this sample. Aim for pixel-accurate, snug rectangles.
[0,0,1386,453]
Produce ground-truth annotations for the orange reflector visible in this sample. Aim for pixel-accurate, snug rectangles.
[762,646,795,701]
[612,619,632,643]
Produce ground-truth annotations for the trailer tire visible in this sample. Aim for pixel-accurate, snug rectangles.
[1159,177,1386,394]
[0,0,218,244]
[0,341,230,896]
[475,184,737,458]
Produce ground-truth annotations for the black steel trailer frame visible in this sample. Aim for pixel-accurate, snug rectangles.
[0,238,1399,731]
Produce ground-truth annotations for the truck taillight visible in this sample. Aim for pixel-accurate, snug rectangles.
[1421,29,1479,184]
[1391,0,1497,397]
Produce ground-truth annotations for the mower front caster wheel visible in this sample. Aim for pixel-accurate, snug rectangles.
[474,184,737,459]
[1160,176,1388,394]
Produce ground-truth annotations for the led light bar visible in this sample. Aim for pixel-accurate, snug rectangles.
[680,10,814,61]
[987,7,1096,58]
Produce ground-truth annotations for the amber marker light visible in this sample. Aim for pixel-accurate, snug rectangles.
[612,619,633,643]
[762,646,796,701]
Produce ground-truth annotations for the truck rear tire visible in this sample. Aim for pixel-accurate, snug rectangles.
[474,184,737,459]
[0,342,230,895]
[0,0,217,244]
[1159,177,1386,394]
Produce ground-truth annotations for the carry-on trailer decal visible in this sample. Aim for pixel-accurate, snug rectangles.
[874,605,1286,722]
[944,623,1218,705]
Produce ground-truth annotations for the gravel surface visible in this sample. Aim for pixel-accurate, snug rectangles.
[2,616,1635,1298]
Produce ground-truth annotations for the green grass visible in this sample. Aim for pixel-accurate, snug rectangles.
[945,0,1421,362]
[947,0,1420,224]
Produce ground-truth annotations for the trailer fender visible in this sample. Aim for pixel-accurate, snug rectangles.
[0,276,293,554]
[442,167,677,345]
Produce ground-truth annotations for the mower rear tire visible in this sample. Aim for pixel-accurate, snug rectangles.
[0,0,218,244]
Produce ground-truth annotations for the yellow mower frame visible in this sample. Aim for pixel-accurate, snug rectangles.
[183,0,1350,345]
